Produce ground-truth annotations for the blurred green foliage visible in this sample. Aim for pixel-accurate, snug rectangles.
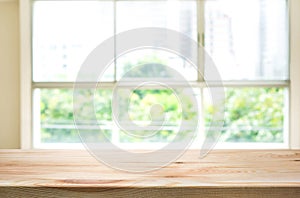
[204,88,285,143]
[40,87,285,144]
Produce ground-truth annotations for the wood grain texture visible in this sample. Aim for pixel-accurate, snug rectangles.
[0,150,300,197]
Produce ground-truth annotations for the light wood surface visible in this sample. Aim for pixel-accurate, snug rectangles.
[0,149,300,197]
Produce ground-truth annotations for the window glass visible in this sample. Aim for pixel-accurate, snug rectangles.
[34,88,200,144]
[34,89,112,143]
[204,87,288,143]
[32,1,114,82]
[116,0,198,81]
[204,0,289,80]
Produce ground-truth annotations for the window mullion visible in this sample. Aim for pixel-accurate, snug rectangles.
[197,0,205,83]
[113,0,117,82]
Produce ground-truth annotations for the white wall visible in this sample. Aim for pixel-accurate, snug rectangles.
[0,0,20,148]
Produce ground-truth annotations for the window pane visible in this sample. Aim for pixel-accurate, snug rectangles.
[116,49,197,81]
[204,88,288,143]
[204,0,289,80]
[34,89,113,144]
[32,1,114,82]
[114,88,200,143]
[116,0,198,81]
[116,0,197,37]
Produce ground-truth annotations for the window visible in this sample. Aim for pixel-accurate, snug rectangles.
[31,0,290,149]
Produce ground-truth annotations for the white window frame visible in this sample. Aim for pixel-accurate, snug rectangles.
[20,0,300,149]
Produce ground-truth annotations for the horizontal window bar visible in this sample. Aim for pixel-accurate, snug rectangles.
[33,80,290,89]
[33,142,288,150]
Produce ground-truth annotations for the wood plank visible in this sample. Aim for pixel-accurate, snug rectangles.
[0,187,300,198]
[0,150,300,197]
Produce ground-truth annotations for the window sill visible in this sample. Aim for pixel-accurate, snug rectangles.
[0,149,300,197]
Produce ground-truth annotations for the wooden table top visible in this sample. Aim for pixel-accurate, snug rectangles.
[0,149,300,188]
[0,149,300,197]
